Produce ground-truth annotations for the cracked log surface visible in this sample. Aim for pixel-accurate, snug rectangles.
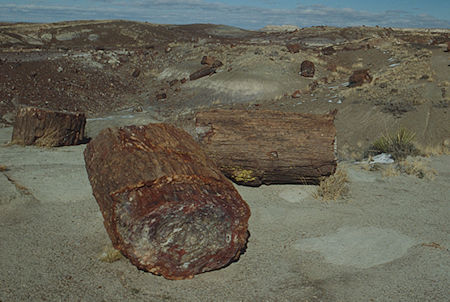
[11,106,87,147]
[83,123,250,280]
[195,109,337,186]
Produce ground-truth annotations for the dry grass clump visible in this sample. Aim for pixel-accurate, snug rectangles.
[99,245,123,263]
[397,158,437,180]
[417,141,450,156]
[368,128,419,160]
[382,158,437,180]
[314,167,349,201]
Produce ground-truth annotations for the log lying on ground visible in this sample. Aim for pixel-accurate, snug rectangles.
[83,123,250,280]
[195,109,337,186]
[11,106,87,147]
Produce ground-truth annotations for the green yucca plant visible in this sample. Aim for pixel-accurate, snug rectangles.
[368,128,419,160]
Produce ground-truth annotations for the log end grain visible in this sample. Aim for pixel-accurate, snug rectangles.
[110,175,250,280]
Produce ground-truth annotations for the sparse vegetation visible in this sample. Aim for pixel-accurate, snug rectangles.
[0,165,8,172]
[381,158,437,180]
[99,245,123,263]
[314,167,349,201]
[367,128,419,160]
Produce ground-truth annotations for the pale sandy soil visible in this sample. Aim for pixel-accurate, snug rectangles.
[1,122,449,302]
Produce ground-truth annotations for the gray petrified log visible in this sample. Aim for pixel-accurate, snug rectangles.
[83,123,250,280]
[195,109,337,186]
[11,106,87,147]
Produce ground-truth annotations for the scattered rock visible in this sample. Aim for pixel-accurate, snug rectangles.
[291,90,302,98]
[201,56,216,65]
[322,46,336,55]
[308,80,319,91]
[348,69,373,87]
[131,69,140,78]
[156,92,167,100]
[169,79,179,87]
[201,56,223,68]
[286,44,301,53]
[300,60,315,77]
[57,66,63,73]
[326,62,337,72]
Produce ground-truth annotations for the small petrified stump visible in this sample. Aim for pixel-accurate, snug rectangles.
[348,69,372,87]
[300,60,315,77]
[195,109,337,186]
[84,123,250,280]
[11,106,87,147]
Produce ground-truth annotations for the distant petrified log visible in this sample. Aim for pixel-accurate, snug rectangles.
[189,66,217,81]
[348,69,372,87]
[195,109,337,186]
[11,106,87,147]
[300,60,315,77]
[83,123,250,280]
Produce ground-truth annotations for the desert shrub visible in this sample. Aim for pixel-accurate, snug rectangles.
[367,128,419,160]
[314,167,349,201]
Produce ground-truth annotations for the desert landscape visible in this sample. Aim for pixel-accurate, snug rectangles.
[1,20,449,301]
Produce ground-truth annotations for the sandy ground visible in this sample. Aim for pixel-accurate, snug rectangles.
[1,121,449,302]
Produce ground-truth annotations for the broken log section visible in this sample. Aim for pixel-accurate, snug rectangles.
[11,106,87,147]
[83,123,250,280]
[195,109,337,186]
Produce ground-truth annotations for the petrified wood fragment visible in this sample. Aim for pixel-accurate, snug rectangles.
[83,123,250,280]
[300,60,315,77]
[348,69,372,87]
[11,106,87,147]
[195,109,337,186]
[189,66,217,81]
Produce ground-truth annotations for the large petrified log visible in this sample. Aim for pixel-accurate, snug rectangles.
[11,106,87,147]
[195,109,337,186]
[83,123,250,280]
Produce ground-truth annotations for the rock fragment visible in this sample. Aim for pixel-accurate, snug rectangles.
[348,69,373,87]
[300,60,315,77]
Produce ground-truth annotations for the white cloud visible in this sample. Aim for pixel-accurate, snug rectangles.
[0,2,448,29]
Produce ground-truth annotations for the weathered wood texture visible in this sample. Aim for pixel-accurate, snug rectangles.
[195,109,337,186]
[83,123,250,280]
[11,106,87,147]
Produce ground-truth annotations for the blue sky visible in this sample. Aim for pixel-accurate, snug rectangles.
[0,0,448,29]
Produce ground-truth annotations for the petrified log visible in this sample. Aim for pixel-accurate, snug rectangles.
[189,66,217,81]
[11,106,87,147]
[83,123,250,280]
[195,109,337,186]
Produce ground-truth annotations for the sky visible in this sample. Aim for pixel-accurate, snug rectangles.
[0,0,449,29]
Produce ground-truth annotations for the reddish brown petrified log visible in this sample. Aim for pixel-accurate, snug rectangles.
[11,106,87,147]
[195,109,337,186]
[83,123,250,280]
[189,66,217,81]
